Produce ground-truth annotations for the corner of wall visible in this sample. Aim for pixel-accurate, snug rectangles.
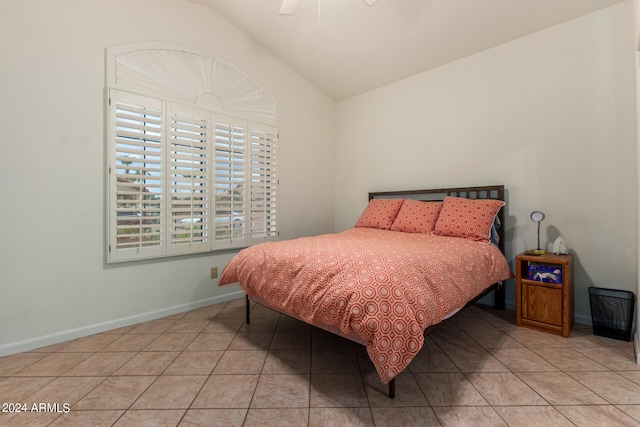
[636,0,640,364]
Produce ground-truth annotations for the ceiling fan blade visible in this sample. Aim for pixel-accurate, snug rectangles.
[279,0,302,15]
[362,0,377,6]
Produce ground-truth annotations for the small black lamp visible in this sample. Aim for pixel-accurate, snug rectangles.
[529,211,546,255]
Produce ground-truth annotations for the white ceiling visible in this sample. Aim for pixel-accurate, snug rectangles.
[189,0,626,101]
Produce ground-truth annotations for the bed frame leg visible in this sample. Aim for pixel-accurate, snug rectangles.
[245,294,251,324]
[495,283,505,310]
[388,378,395,399]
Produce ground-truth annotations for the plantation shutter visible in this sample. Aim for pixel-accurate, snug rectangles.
[213,116,248,249]
[109,90,164,262]
[249,124,278,244]
[168,104,210,255]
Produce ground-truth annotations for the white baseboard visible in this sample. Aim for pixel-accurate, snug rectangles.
[573,312,592,327]
[0,290,245,358]
[636,332,640,365]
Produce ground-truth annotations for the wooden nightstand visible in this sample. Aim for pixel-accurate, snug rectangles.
[515,252,574,337]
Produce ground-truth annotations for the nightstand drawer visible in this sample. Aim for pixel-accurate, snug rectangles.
[521,283,562,326]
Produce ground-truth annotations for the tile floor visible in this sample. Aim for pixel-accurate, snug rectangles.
[1,297,639,427]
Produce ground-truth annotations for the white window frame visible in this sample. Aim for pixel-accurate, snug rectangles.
[106,43,278,263]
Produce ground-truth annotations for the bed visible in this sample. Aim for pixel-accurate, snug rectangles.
[219,185,512,398]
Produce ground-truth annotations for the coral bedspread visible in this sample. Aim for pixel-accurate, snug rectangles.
[219,228,512,383]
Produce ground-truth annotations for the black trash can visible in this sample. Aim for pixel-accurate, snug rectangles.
[589,287,635,341]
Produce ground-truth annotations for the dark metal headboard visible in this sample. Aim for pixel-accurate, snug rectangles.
[369,185,506,254]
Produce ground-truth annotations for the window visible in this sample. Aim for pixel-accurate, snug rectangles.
[106,44,278,263]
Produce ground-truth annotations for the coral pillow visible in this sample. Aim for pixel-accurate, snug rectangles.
[391,200,443,234]
[434,196,505,243]
[355,199,404,229]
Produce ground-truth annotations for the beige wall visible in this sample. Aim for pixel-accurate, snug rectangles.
[0,0,335,354]
[334,2,636,323]
[634,0,640,361]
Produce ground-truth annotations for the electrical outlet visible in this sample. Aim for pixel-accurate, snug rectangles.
[210,267,218,279]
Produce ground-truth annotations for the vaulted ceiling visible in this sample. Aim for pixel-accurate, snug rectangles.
[190,0,627,100]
